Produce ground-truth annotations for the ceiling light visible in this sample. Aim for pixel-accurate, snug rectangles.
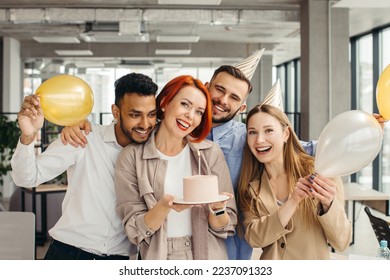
[154,63,183,68]
[74,61,105,68]
[155,49,191,55]
[156,35,200,43]
[33,36,80,44]
[158,0,221,4]
[55,50,93,56]
[119,21,141,35]
[80,32,150,43]
[120,60,153,66]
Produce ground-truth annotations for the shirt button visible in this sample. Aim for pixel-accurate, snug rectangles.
[185,241,190,246]
[146,231,151,236]
[281,242,285,248]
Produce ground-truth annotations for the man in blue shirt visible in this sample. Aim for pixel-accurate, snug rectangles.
[204,62,316,260]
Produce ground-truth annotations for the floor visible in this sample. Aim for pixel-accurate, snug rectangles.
[1,200,384,260]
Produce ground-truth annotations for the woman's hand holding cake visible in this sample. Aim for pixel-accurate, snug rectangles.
[144,194,193,231]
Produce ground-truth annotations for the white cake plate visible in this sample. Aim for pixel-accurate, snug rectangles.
[173,194,230,205]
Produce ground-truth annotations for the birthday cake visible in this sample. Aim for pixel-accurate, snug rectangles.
[183,175,219,202]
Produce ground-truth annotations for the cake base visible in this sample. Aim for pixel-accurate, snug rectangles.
[173,194,230,205]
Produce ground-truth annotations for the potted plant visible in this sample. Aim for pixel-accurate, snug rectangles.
[0,115,20,199]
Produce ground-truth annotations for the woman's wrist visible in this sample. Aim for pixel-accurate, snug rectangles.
[320,200,333,215]
[208,204,226,216]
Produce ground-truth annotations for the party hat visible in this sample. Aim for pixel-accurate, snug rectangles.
[260,78,284,111]
[234,48,265,81]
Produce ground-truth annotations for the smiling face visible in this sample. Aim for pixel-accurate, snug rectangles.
[207,71,249,124]
[161,85,206,140]
[246,111,290,164]
[113,93,157,146]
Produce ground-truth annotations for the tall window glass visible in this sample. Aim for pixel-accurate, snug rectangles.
[381,28,390,193]
[356,34,373,186]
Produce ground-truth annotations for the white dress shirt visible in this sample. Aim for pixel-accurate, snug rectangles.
[11,123,134,257]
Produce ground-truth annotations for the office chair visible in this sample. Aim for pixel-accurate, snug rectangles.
[364,206,390,245]
[0,211,35,260]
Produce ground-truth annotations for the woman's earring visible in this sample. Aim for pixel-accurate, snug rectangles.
[161,108,165,112]
[113,119,118,124]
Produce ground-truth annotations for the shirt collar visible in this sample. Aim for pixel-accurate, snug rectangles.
[102,122,120,145]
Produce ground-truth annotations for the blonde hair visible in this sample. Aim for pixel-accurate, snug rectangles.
[238,104,320,227]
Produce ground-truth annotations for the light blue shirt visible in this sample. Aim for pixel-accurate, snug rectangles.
[207,120,247,190]
[207,119,317,260]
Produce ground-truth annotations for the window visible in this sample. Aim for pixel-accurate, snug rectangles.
[356,34,374,186]
[275,59,301,137]
[381,27,390,193]
[352,25,390,192]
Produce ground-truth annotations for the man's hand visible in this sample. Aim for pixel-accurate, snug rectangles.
[18,95,44,145]
[373,113,387,130]
[60,119,92,148]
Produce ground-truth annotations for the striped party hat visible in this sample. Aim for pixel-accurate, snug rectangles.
[234,48,265,81]
[260,78,284,111]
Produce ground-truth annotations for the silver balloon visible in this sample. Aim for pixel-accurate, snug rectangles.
[315,110,383,177]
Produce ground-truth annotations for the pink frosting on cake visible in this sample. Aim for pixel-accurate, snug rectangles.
[183,175,219,202]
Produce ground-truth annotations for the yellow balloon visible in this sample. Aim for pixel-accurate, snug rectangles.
[376,64,390,120]
[35,75,94,126]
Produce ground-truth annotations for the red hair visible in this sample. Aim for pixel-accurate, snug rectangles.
[156,75,212,142]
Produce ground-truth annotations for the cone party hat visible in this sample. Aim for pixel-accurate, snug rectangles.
[260,78,284,111]
[233,48,265,81]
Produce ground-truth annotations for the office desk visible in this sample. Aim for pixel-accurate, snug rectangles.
[21,184,67,246]
[344,182,390,244]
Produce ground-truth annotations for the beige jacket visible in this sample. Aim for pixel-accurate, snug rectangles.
[115,129,237,260]
[243,172,352,260]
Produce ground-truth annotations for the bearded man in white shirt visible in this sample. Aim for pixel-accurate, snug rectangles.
[11,73,158,260]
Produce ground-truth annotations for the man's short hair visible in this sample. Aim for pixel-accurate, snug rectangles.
[114,73,158,106]
[210,65,253,94]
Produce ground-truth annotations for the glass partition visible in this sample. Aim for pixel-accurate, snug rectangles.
[356,34,373,186]
[381,27,390,193]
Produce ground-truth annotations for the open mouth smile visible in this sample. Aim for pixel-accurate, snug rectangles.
[177,119,190,130]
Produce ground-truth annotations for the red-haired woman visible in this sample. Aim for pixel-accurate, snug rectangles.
[115,75,237,260]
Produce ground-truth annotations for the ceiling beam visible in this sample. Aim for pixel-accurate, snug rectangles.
[21,41,265,60]
[0,8,299,24]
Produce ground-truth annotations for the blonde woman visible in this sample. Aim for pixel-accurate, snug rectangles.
[238,104,351,259]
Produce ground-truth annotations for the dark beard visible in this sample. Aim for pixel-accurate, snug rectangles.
[212,107,241,124]
[119,114,150,144]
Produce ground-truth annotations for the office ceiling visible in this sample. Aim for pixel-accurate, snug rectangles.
[0,0,390,71]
